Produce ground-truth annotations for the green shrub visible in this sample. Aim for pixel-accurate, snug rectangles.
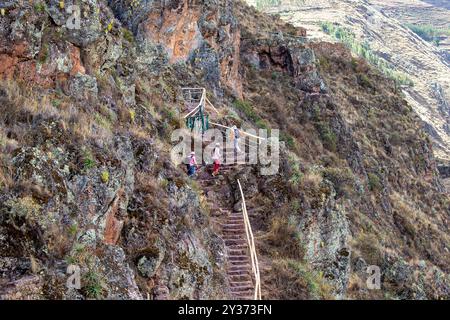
[5,197,41,223]
[162,106,178,127]
[289,161,303,186]
[94,113,112,131]
[34,2,46,13]
[122,28,135,43]
[280,131,295,149]
[83,149,96,170]
[318,56,331,70]
[233,99,260,122]
[83,270,104,299]
[406,24,450,46]
[255,118,269,130]
[389,132,402,145]
[291,200,300,212]
[68,224,78,237]
[368,173,382,191]
[322,167,355,197]
[52,99,62,108]
[358,74,372,88]
[317,122,337,152]
[129,109,136,123]
[100,171,109,184]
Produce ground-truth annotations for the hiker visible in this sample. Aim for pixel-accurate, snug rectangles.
[211,143,221,176]
[187,151,198,177]
[232,125,241,154]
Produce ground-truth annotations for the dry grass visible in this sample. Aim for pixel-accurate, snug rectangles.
[262,203,305,260]
[301,171,323,191]
[264,258,334,300]
[0,79,120,147]
[390,191,450,270]
[352,233,385,266]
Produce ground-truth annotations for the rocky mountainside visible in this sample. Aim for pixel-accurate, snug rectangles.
[253,0,450,164]
[370,0,450,61]
[0,0,449,300]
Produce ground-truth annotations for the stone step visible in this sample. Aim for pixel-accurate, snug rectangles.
[223,232,246,237]
[225,240,247,246]
[227,249,248,255]
[226,219,245,224]
[226,212,244,216]
[223,236,246,242]
[230,285,254,292]
[227,215,244,219]
[222,226,245,231]
[223,230,245,235]
[228,267,252,274]
[222,223,245,228]
[226,244,249,249]
[228,272,252,279]
[223,234,246,238]
[229,211,245,215]
[228,263,252,269]
[223,232,245,238]
[228,259,251,266]
[227,215,245,220]
[226,241,248,246]
[229,273,252,281]
[222,220,244,225]
[229,281,253,288]
[228,256,250,262]
[228,270,252,276]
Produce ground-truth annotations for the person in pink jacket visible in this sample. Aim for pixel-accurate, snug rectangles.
[187,152,198,177]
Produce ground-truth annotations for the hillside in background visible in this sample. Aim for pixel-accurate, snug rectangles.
[252,0,450,167]
[0,0,449,300]
[370,0,450,63]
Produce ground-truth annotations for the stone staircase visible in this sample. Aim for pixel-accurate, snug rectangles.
[196,151,255,300]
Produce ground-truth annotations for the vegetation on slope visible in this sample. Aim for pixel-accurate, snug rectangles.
[320,22,414,87]
[406,23,450,46]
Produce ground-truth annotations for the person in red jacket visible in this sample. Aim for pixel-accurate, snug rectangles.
[211,143,221,176]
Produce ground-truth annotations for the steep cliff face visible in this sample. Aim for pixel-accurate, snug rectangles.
[109,0,242,97]
[0,0,449,300]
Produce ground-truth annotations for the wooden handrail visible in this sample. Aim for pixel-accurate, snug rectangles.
[210,122,266,142]
[205,97,220,114]
[237,179,261,300]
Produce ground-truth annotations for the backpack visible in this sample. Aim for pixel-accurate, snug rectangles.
[234,128,240,139]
